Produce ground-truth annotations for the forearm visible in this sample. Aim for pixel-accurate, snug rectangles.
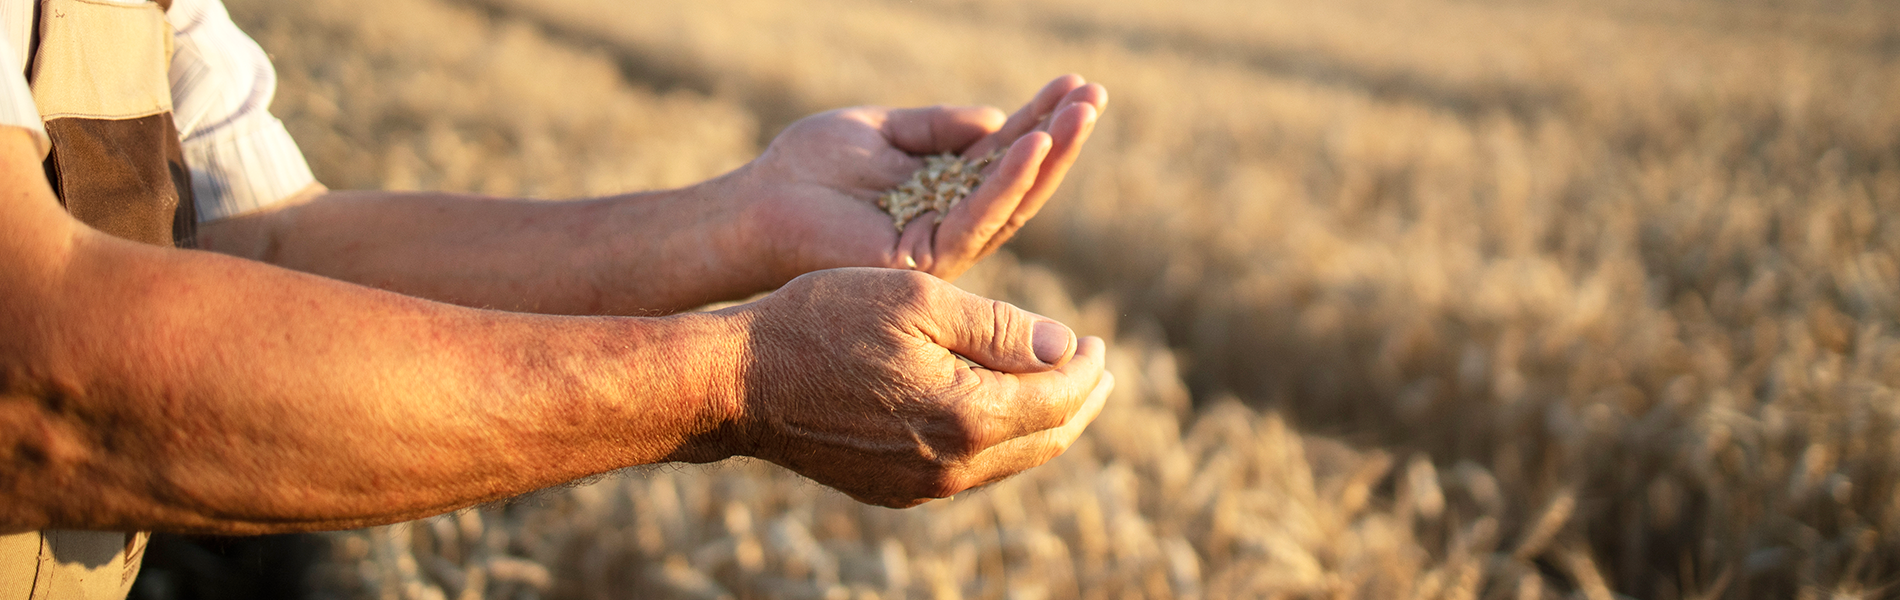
[197,175,778,315]
[2,224,744,534]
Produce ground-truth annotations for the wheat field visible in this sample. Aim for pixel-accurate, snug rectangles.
[196,0,1900,597]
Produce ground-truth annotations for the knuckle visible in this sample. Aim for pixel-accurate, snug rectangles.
[869,269,937,312]
[988,300,1029,359]
[888,268,936,297]
[908,274,957,315]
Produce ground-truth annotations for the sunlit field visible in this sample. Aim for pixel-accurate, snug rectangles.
[217,0,1900,597]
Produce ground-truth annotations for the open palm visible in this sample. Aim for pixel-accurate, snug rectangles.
[738,75,1107,282]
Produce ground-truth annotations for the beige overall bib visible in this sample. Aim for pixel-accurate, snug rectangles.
[1,0,198,596]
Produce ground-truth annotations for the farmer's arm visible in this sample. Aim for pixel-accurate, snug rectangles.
[0,127,741,533]
[0,128,1109,534]
[197,181,781,315]
[197,77,1106,314]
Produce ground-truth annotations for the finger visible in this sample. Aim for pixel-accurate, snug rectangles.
[951,365,1115,494]
[883,105,1009,155]
[997,83,1105,144]
[990,83,1105,167]
[977,101,1099,258]
[1024,84,1106,197]
[929,132,1051,275]
[916,280,1077,374]
[893,210,939,271]
[942,336,1109,457]
[857,338,1107,506]
[963,75,1086,158]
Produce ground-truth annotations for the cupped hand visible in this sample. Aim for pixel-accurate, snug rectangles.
[691,268,1112,508]
[735,75,1107,283]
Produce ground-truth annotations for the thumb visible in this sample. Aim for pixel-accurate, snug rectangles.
[920,286,1077,373]
[882,105,1008,155]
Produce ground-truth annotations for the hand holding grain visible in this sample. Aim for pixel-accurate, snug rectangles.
[736,75,1106,282]
[683,268,1112,508]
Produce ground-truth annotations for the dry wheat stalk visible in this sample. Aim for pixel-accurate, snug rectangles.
[246,0,1900,595]
[876,151,1002,231]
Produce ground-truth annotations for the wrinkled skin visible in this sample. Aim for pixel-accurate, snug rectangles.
[683,268,1113,508]
[0,75,1114,533]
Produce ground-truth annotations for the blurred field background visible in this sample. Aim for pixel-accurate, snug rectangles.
[198,0,1900,597]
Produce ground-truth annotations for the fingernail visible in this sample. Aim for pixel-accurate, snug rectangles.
[1032,321,1074,365]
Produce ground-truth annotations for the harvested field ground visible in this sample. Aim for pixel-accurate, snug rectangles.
[214,0,1900,597]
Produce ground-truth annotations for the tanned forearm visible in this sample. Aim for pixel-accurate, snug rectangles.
[0,131,744,534]
[196,174,778,315]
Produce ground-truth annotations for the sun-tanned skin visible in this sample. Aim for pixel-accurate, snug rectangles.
[197,77,1109,315]
[0,76,1110,533]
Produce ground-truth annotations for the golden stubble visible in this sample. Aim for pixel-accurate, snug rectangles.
[224,0,1900,596]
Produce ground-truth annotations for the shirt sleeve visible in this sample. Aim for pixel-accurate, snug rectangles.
[0,18,50,158]
[166,0,316,222]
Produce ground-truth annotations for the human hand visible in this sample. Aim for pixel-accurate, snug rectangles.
[682,268,1112,508]
[733,75,1107,283]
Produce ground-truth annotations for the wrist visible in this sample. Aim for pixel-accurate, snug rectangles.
[703,162,799,289]
[586,171,781,313]
[639,308,755,463]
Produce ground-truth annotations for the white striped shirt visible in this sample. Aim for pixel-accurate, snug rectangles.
[0,0,314,222]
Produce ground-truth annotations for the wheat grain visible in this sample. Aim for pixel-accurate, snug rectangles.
[875,151,1002,231]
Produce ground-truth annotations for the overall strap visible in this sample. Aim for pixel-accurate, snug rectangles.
[29,0,195,248]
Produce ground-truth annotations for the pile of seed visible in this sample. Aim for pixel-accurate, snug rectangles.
[875,151,1001,231]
